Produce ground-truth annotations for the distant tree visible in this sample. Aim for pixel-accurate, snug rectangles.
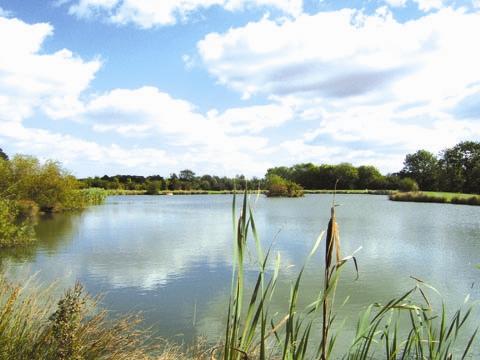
[357,165,384,189]
[333,163,359,189]
[0,148,8,161]
[168,173,181,191]
[145,181,160,195]
[439,141,480,193]
[179,169,195,182]
[401,150,439,191]
[266,166,292,181]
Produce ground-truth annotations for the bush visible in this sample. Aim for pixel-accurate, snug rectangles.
[266,174,304,197]
[0,199,35,247]
[0,155,106,213]
[398,177,419,192]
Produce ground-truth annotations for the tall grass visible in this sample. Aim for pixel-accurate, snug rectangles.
[217,188,478,359]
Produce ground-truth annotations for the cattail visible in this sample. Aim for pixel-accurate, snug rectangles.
[322,203,341,360]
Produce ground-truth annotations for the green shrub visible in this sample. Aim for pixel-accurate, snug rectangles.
[266,174,304,197]
[0,199,35,248]
[398,177,420,192]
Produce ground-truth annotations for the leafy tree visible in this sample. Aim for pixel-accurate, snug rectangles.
[439,141,480,193]
[145,181,161,195]
[401,150,439,191]
[0,147,8,161]
[179,169,195,182]
[357,165,383,189]
[333,163,359,189]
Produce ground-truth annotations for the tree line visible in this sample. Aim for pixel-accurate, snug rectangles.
[81,170,264,194]
[2,140,479,195]
[399,141,480,194]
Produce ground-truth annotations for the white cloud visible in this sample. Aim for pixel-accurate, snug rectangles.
[413,0,445,11]
[197,7,480,169]
[0,14,284,176]
[384,0,407,7]
[69,0,303,28]
[0,16,101,122]
[67,0,303,28]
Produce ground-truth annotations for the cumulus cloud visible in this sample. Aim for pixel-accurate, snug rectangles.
[66,0,303,28]
[0,16,101,122]
[0,14,284,176]
[197,7,480,170]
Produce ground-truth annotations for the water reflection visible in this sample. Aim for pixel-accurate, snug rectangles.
[0,195,478,345]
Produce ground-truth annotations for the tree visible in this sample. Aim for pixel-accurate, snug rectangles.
[145,181,160,195]
[357,165,384,189]
[333,163,359,189]
[0,148,8,161]
[179,169,195,182]
[439,141,480,193]
[401,150,439,191]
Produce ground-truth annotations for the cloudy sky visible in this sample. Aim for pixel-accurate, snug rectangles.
[0,0,479,177]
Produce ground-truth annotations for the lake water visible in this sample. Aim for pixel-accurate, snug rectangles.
[1,194,479,352]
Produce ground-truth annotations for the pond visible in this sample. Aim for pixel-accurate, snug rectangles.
[1,194,479,351]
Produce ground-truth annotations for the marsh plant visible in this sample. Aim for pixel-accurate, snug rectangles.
[217,189,478,359]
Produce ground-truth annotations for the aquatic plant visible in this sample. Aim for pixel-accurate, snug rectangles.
[218,188,477,359]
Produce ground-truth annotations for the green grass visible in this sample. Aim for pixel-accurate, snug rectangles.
[390,191,480,206]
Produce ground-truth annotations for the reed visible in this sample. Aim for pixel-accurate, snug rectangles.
[216,187,477,359]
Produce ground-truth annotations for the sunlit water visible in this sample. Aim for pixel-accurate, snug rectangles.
[1,194,479,353]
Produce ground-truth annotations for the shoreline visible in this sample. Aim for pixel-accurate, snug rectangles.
[104,189,395,196]
[389,191,480,206]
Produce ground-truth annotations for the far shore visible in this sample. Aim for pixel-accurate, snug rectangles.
[103,189,480,206]
[389,191,480,206]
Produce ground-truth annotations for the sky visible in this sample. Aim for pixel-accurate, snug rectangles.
[0,0,479,177]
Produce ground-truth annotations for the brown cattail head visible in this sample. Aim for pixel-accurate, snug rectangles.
[325,206,341,270]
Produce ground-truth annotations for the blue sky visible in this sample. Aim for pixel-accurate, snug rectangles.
[0,0,479,177]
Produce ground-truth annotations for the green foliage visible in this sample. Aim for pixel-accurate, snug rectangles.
[81,171,263,192]
[439,141,480,194]
[0,147,8,161]
[0,155,105,213]
[267,163,390,190]
[145,180,161,195]
[0,199,35,247]
[401,149,439,191]
[398,177,420,192]
[266,174,304,197]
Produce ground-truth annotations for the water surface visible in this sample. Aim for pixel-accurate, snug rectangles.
[1,194,479,349]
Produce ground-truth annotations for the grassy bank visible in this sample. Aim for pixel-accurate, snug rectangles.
[304,189,393,195]
[389,191,480,206]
